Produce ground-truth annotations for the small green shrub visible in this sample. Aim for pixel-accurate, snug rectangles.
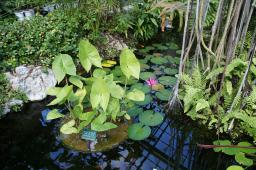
[0,73,28,116]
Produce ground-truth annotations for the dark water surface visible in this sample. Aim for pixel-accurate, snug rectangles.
[0,99,233,170]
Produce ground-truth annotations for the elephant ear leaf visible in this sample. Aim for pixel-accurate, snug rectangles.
[60,120,78,134]
[78,40,102,72]
[52,54,76,84]
[120,48,140,79]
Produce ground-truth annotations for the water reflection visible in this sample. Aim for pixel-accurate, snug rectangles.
[0,100,233,170]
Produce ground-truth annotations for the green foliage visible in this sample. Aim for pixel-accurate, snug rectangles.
[0,73,28,116]
[0,9,83,70]
[47,40,158,142]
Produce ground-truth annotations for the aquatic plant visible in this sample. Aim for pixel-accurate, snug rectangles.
[46,39,163,142]
[146,77,158,86]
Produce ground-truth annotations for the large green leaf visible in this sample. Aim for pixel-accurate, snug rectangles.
[107,98,120,121]
[52,54,76,83]
[120,48,140,79]
[74,87,87,104]
[91,122,118,132]
[48,85,73,106]
[127,89,145,101]
[46,87,62,96]
[69,76,83,89]
[78,40,102,72]
[78,111,96,131]
[46,109,64,120]
[90,78,110,111]
[235,153,253,166]
[93,69,106,78]
[60,120,78,134]
[130,83,151,93]
[128,123,151,140]
[227,166,244,170]
[139,110,164,126]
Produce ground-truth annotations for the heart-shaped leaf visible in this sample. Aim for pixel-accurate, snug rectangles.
[139,110,164,126]
[52,54,76,83]
[69,76,83,89]
[78,40,102,72]
[128,123,151,140]
[120,48,140,79]
[60,120,78,134]
[48,85,73,106]
[46,109,64,120]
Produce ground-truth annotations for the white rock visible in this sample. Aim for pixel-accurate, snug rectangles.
[5,65,57,101]
[3,99,24,116]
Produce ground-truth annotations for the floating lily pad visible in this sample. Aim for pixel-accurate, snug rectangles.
[140,63,150,70]
[135,94,152,106]
[139,46,155,53]
[152,84,164,91]
[176,50,182,55]
[169,42,179,50]
[130,83,151,93]
[152,44,168,51]
[128,106,143,117]
[139,59,148,64]
[145,55,154,61]
[159,76,177,86]
[153,53,163,57]
[128,123,151,140]
[140,72,155,80]
[164,68,178,75]
[150,57,168,64]
[154,70,163,75]
[226,166,244,170]
[173,57,180,64]
[156,89,172,101]
[139,110,164,126]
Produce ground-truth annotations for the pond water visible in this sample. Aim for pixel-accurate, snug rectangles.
[0,100,233,170]
[0,32,234,170]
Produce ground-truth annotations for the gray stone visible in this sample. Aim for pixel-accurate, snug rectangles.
[104,33,128,51]
[5,65,57,101]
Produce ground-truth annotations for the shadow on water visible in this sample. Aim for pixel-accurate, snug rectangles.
[0,99,233,170]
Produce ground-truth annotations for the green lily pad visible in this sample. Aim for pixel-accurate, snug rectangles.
[139,46,155,53]
[156,89,172,101]
[152,44,168,51]
[145,55,154,61]
[139,110,164,126]
[154,70,163,75]
[140,63,150,70]
[130,83,151,93]
[139,59,148,64]
[140,72,155,80]
[135,94,152,106]
[173,57,180,64]
[169,42,179,50]
[128,123,151,140]
[115,76,138,85]
[235,152,253,166]
[150,57,168,64]
[164,68,178,75]
[128,106,143,117]
[176,50,182,55]
[159,76,177,86]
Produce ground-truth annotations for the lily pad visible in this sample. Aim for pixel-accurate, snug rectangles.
[140,63,150,71]
[139,59,148,64]
[140,72,155,80]
[139,110,164,126]
[130,83,151,93]
[152,84,164,91]
[176,50,182,55]
[173,57,180,64]
[128,123,151,140]
[154,70,163,75]
[156,89,172,101]
[152,44,168,51]
[227,166,244,170]
[135,94,152,106]
[150,57,168,64]
[164,68,178,75]
[145,55,154,61]
[169,42,179,50]
[159,76,177,86]
[128,106,143,117]
[115,76,138,85]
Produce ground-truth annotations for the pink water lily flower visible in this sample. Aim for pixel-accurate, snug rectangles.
[146,78,158,86]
